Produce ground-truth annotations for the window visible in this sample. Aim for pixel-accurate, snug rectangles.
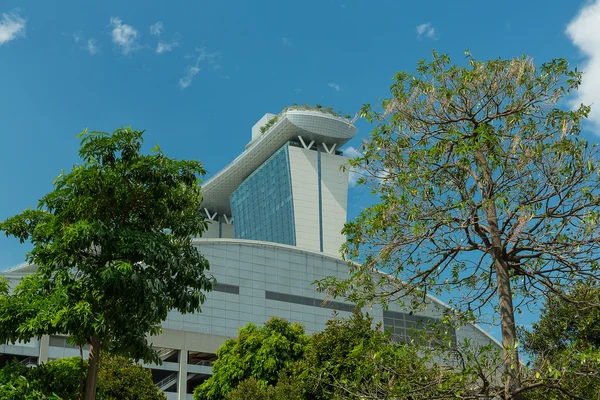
[231,145,296,245]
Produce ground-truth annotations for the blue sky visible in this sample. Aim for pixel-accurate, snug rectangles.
[2,1,600,338]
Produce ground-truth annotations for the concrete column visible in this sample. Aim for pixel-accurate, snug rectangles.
[178,349,188,400]
[38,335,50,364]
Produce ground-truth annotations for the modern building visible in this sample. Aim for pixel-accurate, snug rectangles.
[1,106,501,400]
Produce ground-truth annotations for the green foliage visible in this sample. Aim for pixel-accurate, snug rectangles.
[519,282,600,399]
[226,375,304,400]
[225,378,267,400]
[258,104,350,135]
[259,116,279,133]
[300,310,481,400]
[0,127,212,396]
[0,355,165,400]
[97,355,166,400]
[200,311,493,400]
[31,358,83,399]
[302,310,381,399]
[282,104,344,118]
[194,317,308,400]
[317,52,597,399]
[522,281,600,357]
[0,360,58,400]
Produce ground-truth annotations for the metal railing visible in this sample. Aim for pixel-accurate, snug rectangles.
[156,373,178,390]
[19,357,37,367]
[157,348,177,361]
[191,359,213,367]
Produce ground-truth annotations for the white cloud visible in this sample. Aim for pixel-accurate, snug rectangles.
[150,21,163,37]
[343,146,362,158]
[343,146,363,187]
[72,32,100,55]
[157,40,178,54]
[73,32,83,44]
[150,22,179,54]
[110,17,139,55]
[87,39,100,55]
[416,22,436,40]
[178,66,200,89]
[281,37,293,47]
[566,0,600,129]
[178,47,220,89]
[0,11,26,46]
[328,82,341,91]
[343,146,391,187]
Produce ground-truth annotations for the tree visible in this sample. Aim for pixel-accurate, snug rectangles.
[226,375,304,400]
[0,355,166,400]
[301,310,481,400]
[0,127,212,400]
[32,358,84,399]
[194,317,308,400]
[319,52,596,400]
[519,282,600,399]
[0,360,55,400]
[97,355,166,400]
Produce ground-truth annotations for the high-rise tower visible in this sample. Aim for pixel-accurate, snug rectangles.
[200,106,358,257]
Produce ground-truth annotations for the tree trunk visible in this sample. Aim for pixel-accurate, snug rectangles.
[474,145,522,400]
[494,255,522,400]
[79,345,84,400]
[84,336,101,400]
[486,203,522,400]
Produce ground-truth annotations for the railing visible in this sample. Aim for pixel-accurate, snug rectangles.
[19,357,37,367]
[157,348,177,361]
[156,373,178,390]
[191,359,213,367]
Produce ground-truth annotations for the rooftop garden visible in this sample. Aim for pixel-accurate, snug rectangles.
[259,104,353,134]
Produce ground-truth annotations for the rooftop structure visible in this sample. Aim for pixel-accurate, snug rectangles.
[201,107,358,256]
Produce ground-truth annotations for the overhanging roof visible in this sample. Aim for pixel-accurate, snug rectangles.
[201,109,358,216]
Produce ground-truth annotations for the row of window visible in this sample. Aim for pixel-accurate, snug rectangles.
[265,290,355,313]
[383,310,457,345]
[230,145,296,245]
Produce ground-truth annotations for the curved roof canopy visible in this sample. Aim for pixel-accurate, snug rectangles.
[201,109,358,216]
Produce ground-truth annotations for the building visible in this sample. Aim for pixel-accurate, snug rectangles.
[1,106,501,400]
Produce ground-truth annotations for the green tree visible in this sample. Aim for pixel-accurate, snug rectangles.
[0,355,165,400]
[319,53,596,400]
[31,358,83,399]
[0,360,55,400]
[226,375,304,400]
[0,127,212,400]
[194,317,308,400]
[97,355,166,400]
[302,310,479,400]
[519,282,600,399]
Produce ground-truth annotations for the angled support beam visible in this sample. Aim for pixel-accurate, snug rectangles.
[204,208,218,221]
[223,215,232,225]
[298,135,315,150]
[322,143,337,154]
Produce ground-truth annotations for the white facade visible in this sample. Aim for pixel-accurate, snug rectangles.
[288,146,321,252]
[287,146,349,256]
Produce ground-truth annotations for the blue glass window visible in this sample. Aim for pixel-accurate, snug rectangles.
[230,145,296,245]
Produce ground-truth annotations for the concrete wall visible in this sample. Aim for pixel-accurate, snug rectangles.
[287,146,349,257]
[288,147,321,253]
[250,113,277,143]
[319,152,349,257]
[0,240,501,399]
